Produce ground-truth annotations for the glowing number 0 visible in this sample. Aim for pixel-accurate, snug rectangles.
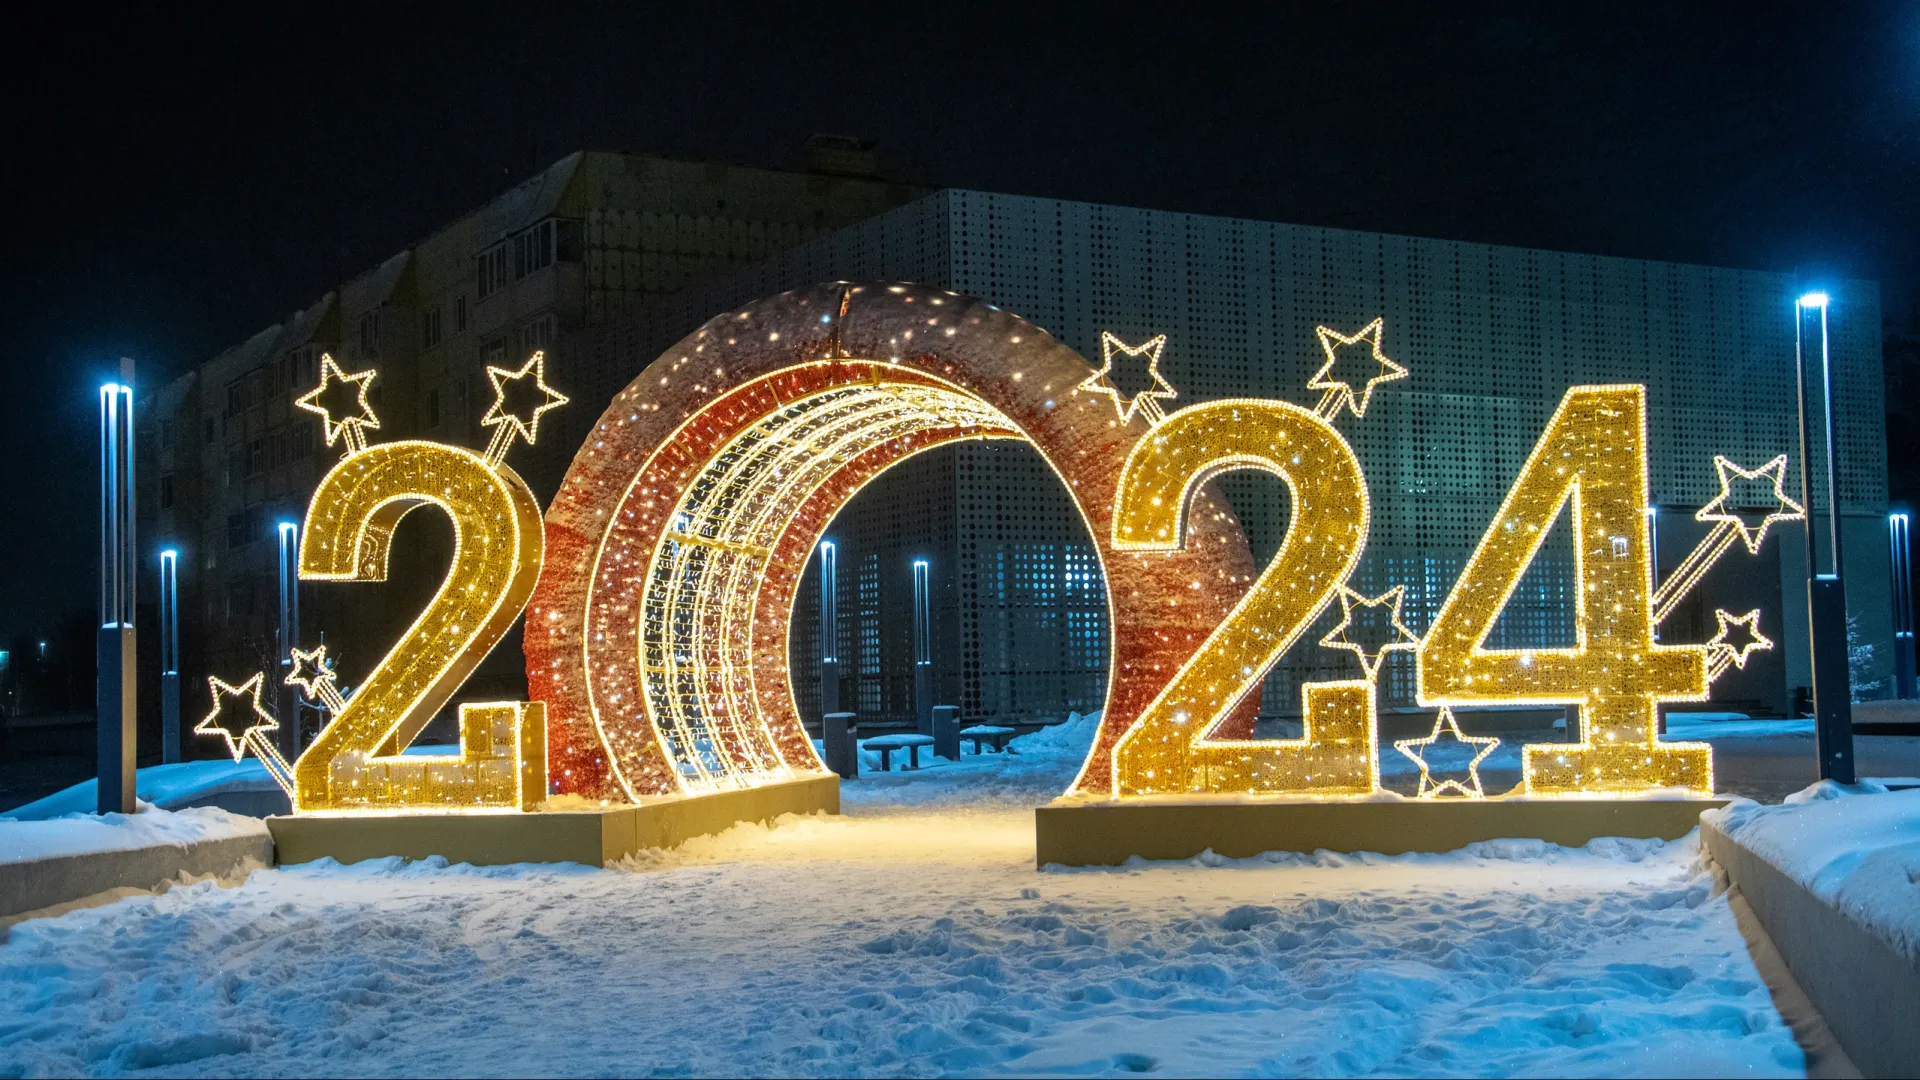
[294,441,548,811]
[1418,385,1712,794]
[1109,400,1377,797]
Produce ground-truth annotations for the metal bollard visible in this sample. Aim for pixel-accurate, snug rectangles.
[823,712,858,779]
[932,705,961,761]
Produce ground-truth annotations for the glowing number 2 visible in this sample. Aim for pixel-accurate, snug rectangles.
[1109,400,1376,797]
[1418,384,1712,794]
[294,441,548,811]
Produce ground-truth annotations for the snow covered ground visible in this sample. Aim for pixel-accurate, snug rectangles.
[0,713,1813,1077]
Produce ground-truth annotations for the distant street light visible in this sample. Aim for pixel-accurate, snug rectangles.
[277,521,301,757]
[1893,512,1915,699]
[159,548,181,763]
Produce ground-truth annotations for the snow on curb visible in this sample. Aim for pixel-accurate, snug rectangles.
[0,806,273,919]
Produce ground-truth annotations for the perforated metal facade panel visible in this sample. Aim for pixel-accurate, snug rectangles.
[598,189,1891,720]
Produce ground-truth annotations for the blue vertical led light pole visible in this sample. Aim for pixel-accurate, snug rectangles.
[158,548,181,763]
[1646,506,1660,640]
[97,367,137,815]
[276,521,301,758]
[1794,291,1854,782]
[912,558,932,735]
[818,540,839,716]
[1892,512,1915,699]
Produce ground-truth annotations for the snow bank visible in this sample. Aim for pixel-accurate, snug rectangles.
[1705,782,1920,963]
[0,805,268,866]
[4,760,279,821]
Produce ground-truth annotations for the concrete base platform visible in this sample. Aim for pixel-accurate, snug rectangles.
[1035,795,1727,867]
[1704,817,1919,1077]
[269,773,839,867]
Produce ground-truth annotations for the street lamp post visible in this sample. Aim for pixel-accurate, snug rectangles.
[159,548,181,764]
[1892,512,1916,699]
[818,541,839,716]
[97,369,137,815]
[1794,292,1854,782]
[276,521,301,758]
[912,558,932,735]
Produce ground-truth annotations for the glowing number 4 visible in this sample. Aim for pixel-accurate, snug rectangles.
[1109,400,1377,797]
[1418,384,1712,794]
[294,441,548,811]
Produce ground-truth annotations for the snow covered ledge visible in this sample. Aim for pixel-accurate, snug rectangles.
[0,806,273,921]
[1702,784,1920,1079]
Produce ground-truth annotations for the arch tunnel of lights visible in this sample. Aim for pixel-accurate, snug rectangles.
[526,283,1258,803]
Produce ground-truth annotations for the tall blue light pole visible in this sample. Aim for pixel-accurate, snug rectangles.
[912,558,932,735]
[1795,291,1853,782]
[97,368,137,814]
[818,540,839,716]
[276,520,301,758]
[158,548,181,763]
[1892,512,1915,699]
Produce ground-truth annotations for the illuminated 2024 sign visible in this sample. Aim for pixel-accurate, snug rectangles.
[199,283,1797,812]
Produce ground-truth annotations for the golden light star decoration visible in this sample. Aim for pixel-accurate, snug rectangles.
[1652,454,1806,622]
[1309,318,1407,420]
[194,674,297,796]
[1319,584,1422,679]
[481,350,570,466]
[294,354,381,454]
[1079,332,1177,425]
[285,644,348,715]
[1393,708,1501,798]
[1706,608,1773,682]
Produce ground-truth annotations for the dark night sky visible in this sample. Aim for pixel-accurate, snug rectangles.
[3,4,1916,640]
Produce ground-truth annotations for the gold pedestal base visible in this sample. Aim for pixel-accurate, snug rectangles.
[268,773,840,867]
[1034,794,1728,868]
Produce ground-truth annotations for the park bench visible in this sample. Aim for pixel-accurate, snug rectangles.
[865,733,935,771]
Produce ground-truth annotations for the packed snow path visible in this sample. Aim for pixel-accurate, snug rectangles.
[1,719,1806,1078]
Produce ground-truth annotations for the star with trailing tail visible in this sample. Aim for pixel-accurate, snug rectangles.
[1079,332,1176,425]
[194,673,279,762]
[482,351,570,465]
[1319,584,1422,679]
[1309,318,1406,419]
[285,644,348,714]
[1708,608,1773,670]
[294,354,380,453]
[1393,708,1502,798]
[1695,455,1806,553]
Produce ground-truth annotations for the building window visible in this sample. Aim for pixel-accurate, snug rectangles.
[159,473,174,510]
[455,294,468,332]
[517,314,556,355]
[359,310,383,358]
[246,436,267,476]
[514,219,557,279]
[203,418,215,444]
[477,244,509,299]
[426,387,441,428]
[422,307,443,349]
[227,512,247,550]
[226,381,245,418]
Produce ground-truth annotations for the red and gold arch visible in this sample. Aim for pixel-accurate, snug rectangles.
[526,283,1256,802]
